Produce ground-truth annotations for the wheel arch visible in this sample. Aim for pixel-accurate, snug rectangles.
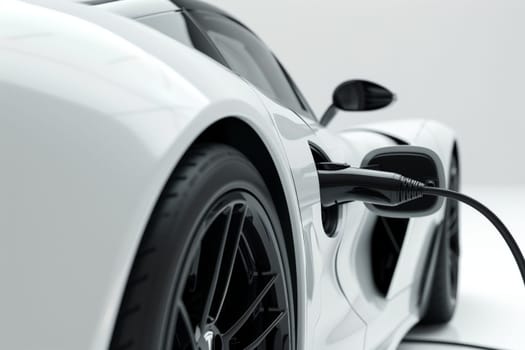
[190,117,298,315]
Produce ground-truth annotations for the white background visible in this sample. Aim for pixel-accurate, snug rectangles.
[213,0,525,185]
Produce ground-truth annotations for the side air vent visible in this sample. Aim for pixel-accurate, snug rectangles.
[371,217,409,296]
[309,143,339,237]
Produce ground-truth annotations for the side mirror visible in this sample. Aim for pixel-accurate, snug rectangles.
[361,146,445,218]
[320,80,396,126]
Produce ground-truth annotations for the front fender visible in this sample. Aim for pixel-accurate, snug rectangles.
[0,3,305,350]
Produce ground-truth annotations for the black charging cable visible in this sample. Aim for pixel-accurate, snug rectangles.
[422,186,525,288]
[317,164,525,287]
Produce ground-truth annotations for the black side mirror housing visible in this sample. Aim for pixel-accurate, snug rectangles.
[334,80,395,111]
[361,146,445,218]
[320,79,395,126]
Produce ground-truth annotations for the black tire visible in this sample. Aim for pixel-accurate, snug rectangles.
[110,143,294,350]
[421,153,460,324]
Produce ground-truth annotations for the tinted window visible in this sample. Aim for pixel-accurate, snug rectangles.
[138,12,225,65]
[190,11,307,114]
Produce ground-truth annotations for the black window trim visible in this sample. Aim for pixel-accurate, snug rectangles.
[180,9,230,66]
[276,58,317,120]
[184,8,316,120]
[128,1,317,121]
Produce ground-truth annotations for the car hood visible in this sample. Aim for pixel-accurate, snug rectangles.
[343,119,427,145]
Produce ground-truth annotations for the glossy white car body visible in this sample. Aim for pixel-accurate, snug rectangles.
[0,0,457,349]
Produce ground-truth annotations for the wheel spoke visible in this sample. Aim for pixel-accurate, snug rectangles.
[244,310,286,350]
[186,246,201,293]
[224,273,277,338]
[177,302,198,350]
[238,231,258,283]
[211,204,249,323]
[201,206,234,326]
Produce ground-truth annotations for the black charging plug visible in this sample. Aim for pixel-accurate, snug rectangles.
[317,162,425,207]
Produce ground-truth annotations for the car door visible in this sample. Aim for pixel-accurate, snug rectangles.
[182,9,369,350]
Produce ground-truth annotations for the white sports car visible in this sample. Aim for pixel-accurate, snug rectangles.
[1,0,460,349]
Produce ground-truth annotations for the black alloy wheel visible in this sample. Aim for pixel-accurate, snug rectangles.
[446,155,460,304]
[110,144,294,350]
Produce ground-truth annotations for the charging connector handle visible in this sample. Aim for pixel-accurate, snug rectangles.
[318,165,425,207]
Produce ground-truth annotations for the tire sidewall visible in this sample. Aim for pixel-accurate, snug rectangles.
[113,145,295,350]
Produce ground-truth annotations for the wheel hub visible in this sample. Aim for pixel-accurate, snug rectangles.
[196,326,221,350]
[203,330,214,349]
